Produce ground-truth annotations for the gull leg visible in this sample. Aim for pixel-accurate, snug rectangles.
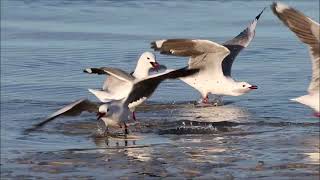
[197,95,209,104]
[314,112,320,118]
[202,95,209,104]
[103,127,109,137]
[124,122,129,135]
[196,94,211,107]
[132,112,137,121]
[105,136,109,146]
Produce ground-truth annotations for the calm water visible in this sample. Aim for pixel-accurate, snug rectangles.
[1,0,319,179]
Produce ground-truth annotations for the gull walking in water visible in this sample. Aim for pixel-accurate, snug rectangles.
[151,9,264,105]
[272,2,320,117]
[93,67,199,134]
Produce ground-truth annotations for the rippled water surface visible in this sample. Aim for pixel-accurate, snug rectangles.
[1,0,319,179]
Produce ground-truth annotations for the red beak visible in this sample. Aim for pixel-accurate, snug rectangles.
[249,85,258,90]
[150,62,160,71]
[96,112,106,120]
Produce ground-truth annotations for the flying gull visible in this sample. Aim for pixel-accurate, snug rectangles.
[272,2,319,117]
[150,9,265,105]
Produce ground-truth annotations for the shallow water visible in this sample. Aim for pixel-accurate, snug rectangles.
[1,0,319,179]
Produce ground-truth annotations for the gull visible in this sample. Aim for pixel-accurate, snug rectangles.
[272,2,320,117]
[84,51,161,102]
[84,51,166,120]
[93,67,199,134]
[150,9,265,105]
[29,67,199,134]
[98,51,161,93]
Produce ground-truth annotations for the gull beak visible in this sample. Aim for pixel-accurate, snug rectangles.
[313,112,320,118]
[249,85,258,90]
[96,112,106,120]
[150,62,160,72]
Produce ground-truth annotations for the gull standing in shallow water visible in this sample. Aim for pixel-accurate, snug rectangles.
[84,51,162,103]
[272,2,320,117]
[84,52,166,120]
[151,9,265,105]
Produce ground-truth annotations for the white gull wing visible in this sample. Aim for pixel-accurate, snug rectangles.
[27,99,99,131]
[84,67,135,84]
[272,2,320,94]
[151,39,230,74]
[84,67,134,101]
[88,88,129,102]
[124,68,200,106]
[102,75,131,92]
[222,8,265,77]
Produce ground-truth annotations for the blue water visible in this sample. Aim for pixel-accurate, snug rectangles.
[1,0,319,179]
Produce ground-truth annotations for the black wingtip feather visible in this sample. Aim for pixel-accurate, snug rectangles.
[166,67,200,79]
[150,41,159,51]
[83,68,105,75]
[255,7,266,20]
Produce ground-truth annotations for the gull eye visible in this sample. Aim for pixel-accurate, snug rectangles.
[147,57,150,60]
[243,85,246,87]
[107,108,109,112]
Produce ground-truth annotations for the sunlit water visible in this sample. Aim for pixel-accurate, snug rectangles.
[1,0,319,179]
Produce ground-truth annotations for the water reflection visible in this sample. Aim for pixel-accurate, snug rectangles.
[137,102,250,123]
[175,104,250,122]
[92,133,171,162]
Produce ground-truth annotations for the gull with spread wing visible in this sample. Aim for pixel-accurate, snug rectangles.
[93,67,199,134]
[29,67,199,134]
[151,9,265,105]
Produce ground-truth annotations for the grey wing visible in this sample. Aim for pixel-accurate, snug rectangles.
[28,99,99,131]
[84,67,135,83]
[151,39,230,68]
[124,68,199,106]
[151,39,205,57]
[271,2,320,93]
[102,75,129,92]
[222,8,265,76]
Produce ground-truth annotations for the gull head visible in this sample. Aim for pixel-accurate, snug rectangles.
[232,82,258,95]
[97,104,111,120]
[139,52,160,71]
